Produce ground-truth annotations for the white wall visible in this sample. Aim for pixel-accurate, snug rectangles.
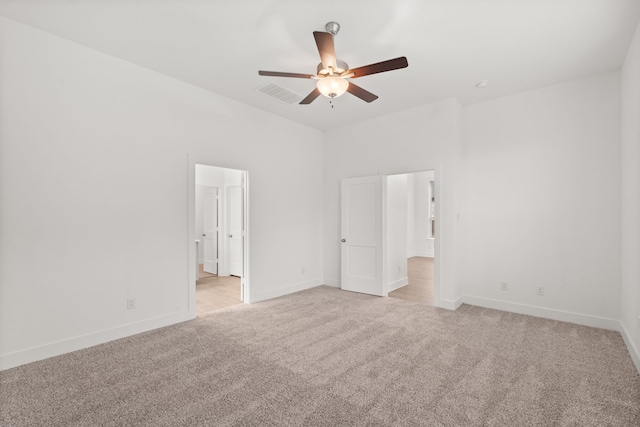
[0,17,323,369]
[463,72,622,328]
[323,98,465,308]
[386,174,408,291]
[621,19,640,372]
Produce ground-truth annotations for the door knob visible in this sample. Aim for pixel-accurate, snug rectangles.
[202,234,206,237]
[229,234,233,238]
[341,239,346,242]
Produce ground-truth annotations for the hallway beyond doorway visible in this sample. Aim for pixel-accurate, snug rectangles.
[388,257,434,305]
[196,275,242,315]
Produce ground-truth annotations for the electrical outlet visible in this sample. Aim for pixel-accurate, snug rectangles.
[500,282,508,291]
[301,267,305,275]
[398,265,402,273]
[536,287,544,296]
[127,298,136,310]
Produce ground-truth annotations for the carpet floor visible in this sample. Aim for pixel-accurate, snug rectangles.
[1,286,639,426]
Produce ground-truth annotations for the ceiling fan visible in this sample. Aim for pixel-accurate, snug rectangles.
[258,22,408,105]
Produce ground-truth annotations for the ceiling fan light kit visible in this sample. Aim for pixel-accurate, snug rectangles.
[317,76,349,98]
[258,22,408,105]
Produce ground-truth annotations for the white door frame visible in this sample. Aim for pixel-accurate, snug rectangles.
[188,159,251,319]
[383,170,438,299]
[240,175,249,302]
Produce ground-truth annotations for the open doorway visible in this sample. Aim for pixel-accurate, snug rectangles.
[386,171,435,305]
[194,164,246,315]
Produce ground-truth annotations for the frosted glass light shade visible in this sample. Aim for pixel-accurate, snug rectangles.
[316,76,349,98]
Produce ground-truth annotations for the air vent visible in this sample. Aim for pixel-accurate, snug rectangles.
[255,82,303,104]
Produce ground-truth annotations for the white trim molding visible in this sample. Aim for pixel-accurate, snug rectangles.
[462,295,620,331]
[435,296,464,311]
[387,277,408,293]
[415,251,433,258]
[252,279,323,303]
[323,278,341,288]
[0,311,193,371]
[620,322,640,375]
[461,296,639,374]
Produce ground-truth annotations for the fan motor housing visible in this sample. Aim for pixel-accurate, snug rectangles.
[317,59,349,77]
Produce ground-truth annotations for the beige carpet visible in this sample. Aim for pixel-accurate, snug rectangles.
[1,286,639,426]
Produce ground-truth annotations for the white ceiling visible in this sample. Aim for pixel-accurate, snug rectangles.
[1,0,639,131]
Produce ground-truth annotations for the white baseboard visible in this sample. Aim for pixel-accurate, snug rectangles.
[387,277,408,293]
[252,278,323,303]
[0,311,193,371]
[323,278,340,288]
[435,295,464,310]
[619,321,640,375]
[462,295,620,331]
[415,251,433,258]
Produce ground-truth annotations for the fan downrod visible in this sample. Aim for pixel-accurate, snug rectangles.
[325,21,340,36]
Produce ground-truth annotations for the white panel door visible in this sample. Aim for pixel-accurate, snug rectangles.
[229,185,243,277]
[203,187,218,274]
[341,176,385,296]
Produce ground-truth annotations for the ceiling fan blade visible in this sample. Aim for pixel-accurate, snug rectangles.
[300,88,321,104]
[346,82,379,103]
[258,70,315,79]
[313,31,338,71]
[347,56,408,78]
